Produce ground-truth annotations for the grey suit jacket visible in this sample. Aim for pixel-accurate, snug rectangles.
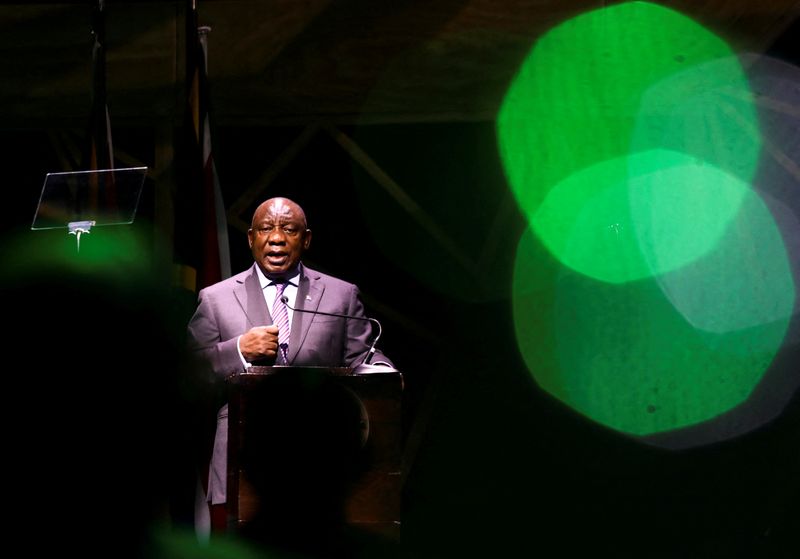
[186,262,392,503]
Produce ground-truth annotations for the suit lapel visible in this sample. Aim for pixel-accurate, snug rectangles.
[235,264,271,328]
[289,266,324,363]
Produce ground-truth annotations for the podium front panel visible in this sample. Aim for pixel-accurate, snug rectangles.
[226,367,402,540]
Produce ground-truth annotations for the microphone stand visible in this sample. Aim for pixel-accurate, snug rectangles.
[281,296,397,374]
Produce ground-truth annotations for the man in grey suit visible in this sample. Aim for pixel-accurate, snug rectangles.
[186,196,394,533]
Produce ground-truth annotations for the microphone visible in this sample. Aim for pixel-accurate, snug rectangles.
[281,295,384,367]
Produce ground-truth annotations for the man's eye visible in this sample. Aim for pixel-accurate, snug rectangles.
[259,227,273,234]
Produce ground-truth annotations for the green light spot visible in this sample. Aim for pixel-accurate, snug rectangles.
[502,2,796,438]
[497,1,759,255]
[512,194,794,435]
[533,150,750,283]
[654,188,795,335]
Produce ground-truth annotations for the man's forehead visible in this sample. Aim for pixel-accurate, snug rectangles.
[256,199,305,223]
[268,199,293,216]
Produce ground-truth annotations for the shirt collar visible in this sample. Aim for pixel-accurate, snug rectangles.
[256,263,302,289]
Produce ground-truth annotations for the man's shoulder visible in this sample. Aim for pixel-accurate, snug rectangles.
[199,267,252,295]
[303,265,357,289]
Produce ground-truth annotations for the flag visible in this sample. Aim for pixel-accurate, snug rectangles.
[85,0,113,172]
[174,0,231,295]
[84,0,116,214]
[172,4,233,531]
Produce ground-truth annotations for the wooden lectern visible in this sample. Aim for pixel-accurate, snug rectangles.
[226,366,403,542]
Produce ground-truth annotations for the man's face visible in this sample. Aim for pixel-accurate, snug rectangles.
[248,199,311,277]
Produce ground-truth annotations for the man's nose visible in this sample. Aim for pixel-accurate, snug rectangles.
[268,231,286,243]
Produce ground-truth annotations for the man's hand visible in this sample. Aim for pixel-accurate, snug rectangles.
[239,325,279,362]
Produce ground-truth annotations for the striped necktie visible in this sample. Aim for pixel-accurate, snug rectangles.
[273,281,290,364]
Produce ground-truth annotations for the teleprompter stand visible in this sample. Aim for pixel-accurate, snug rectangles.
[31,167,147,252]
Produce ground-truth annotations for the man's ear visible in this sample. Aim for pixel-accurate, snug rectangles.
[247,228,254,249]
[303,229,312,250]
